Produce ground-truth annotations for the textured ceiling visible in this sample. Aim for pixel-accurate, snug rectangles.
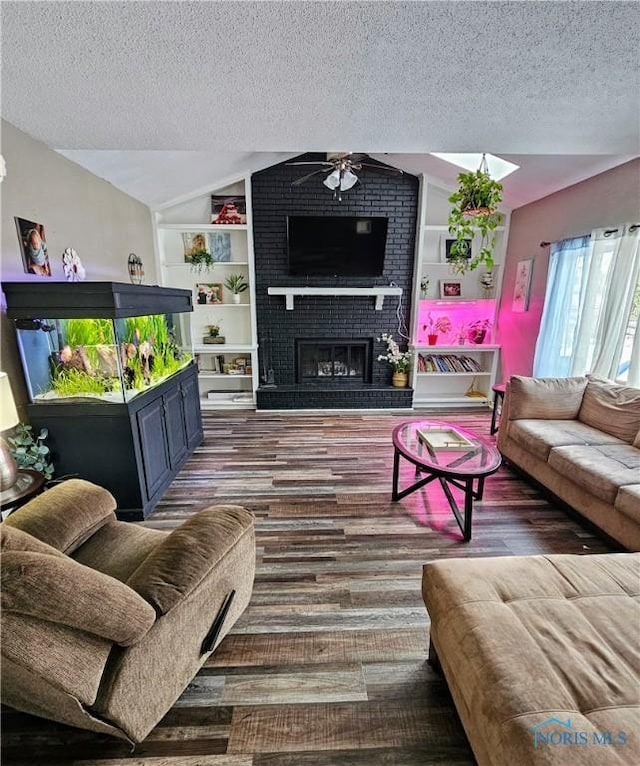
[3,1,639,154]
[56,150,634,210]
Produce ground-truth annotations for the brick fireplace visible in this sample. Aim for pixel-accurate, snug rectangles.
[252,154,418,409]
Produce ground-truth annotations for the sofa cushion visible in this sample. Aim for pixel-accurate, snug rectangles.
[508,375,587,420]
[615,485,640,525]
[422,553,640,766]
[548,444,640,504]
[1,525,65,558]
[73,520,167,583]
[508,419,624,462]
[579,376,640,443]
[126,505,254,615]
[5,479,116,554]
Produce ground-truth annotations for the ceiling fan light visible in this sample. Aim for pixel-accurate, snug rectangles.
[323,170,340,190]
[340,169,358,190]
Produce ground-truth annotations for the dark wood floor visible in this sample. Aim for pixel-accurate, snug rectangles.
[1,410,614,765]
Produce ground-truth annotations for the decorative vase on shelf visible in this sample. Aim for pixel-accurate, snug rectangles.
[392,371,409,388]
[232,293,241,305]
[427,334,438,346]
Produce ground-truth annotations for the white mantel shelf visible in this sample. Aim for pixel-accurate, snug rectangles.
[267,286,403,311]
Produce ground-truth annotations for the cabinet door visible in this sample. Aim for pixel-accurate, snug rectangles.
[136,397,170,500]
[181,374,203,449]
[164,386,188,468]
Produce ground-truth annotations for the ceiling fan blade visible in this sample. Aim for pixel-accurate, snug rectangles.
[346,153,369,163]
[286,161,333,167]
[291,169,329,186]
[360,163,403,176]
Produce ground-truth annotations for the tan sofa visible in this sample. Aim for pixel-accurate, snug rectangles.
[1,479,255,743]
[498,375,640,551]
[423,553,640,766]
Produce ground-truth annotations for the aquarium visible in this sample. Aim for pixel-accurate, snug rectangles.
[14,314,192,404]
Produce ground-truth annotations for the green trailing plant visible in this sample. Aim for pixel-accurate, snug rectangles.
[224,273,248,294]
[189,249,215,273]
[447,165,503,274]
[8,423,54,480]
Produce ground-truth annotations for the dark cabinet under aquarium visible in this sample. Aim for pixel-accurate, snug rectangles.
[4,282,203,519]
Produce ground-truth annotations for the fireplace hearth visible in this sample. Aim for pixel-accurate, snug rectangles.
[296,339,372,384]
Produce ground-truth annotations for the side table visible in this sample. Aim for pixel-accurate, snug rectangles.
[1,469,46,517]
[490,383,506,436]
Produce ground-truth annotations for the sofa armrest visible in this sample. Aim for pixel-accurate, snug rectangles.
[1,549,156,646]
[5,479,117,554]
[507,375,587,421]
[126,505,255,615]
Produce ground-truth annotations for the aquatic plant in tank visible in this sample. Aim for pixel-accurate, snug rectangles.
[49,314,190,401]
[118,314,191,391]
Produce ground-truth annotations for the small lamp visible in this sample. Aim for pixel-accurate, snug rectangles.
[0,372,20,490]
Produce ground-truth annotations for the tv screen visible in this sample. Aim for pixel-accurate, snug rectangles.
[287,216,388,277]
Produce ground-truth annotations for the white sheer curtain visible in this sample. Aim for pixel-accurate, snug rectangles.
[533,223,640,381]
[533,235,592,378]
[591,224,640,383]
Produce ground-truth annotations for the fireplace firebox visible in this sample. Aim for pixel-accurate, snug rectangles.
[296,339,373,383]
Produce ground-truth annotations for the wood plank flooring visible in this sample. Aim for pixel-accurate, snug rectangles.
[1,410,614,765]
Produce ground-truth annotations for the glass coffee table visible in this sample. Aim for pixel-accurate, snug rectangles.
[391,420,502,541]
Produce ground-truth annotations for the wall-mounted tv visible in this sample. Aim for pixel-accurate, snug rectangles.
[287,216,388,277]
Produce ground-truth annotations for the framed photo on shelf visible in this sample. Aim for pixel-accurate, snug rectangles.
[208,232,231,262]
[442,237,472,263]
[182,232,208,261]
[195,283,223,305]
[211,196,247,225]
[512,258,533,312]
[439,279,462,299]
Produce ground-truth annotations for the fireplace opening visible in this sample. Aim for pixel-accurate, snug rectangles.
[296,339,373,384]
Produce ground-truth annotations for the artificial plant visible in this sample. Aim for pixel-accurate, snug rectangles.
[447,158,503,274]
[189,249,215,273]
[224,273,248,294]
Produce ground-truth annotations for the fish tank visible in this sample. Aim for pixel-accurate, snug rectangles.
[4,282,194,405]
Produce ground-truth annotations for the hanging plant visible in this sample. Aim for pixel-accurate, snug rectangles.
[447,156,503,274]
[189,249,215,273]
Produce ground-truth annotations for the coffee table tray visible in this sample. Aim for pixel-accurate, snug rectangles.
[417,426,474,452]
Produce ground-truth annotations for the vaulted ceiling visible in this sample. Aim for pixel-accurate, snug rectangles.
[2,1,638,208]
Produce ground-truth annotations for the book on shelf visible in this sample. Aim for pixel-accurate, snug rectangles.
[418,353,482,373]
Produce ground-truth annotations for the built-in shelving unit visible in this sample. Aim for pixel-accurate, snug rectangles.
[154,176,259,410]
[409,176,510,408]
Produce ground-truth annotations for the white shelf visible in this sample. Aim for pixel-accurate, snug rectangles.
[413,394,490,407]
[416,371,492,377]
[200,398,254,410]
[412,344,500,352]
[164,261,249,268]
[268,286,402,311]
[193,344,257,354]
[159,223,248,231]
[421,261,502,267]
[422,224,506,232]
[194,303,250,308]
[198,372,252,379]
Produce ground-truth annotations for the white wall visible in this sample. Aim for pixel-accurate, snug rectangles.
[0,120,157,412]
[498,158,640,379]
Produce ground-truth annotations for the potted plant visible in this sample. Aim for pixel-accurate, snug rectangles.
[423,313,452,345]
[207,323,220,338]
[447,156,503,274]
[468,318,492,345]
[377,333,412,387]
[224,273,248,304]
[189,249,215,274]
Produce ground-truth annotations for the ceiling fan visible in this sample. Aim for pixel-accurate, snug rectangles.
[287,153,403,201]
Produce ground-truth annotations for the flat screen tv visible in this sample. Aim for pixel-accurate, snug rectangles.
[287,216,388,277]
